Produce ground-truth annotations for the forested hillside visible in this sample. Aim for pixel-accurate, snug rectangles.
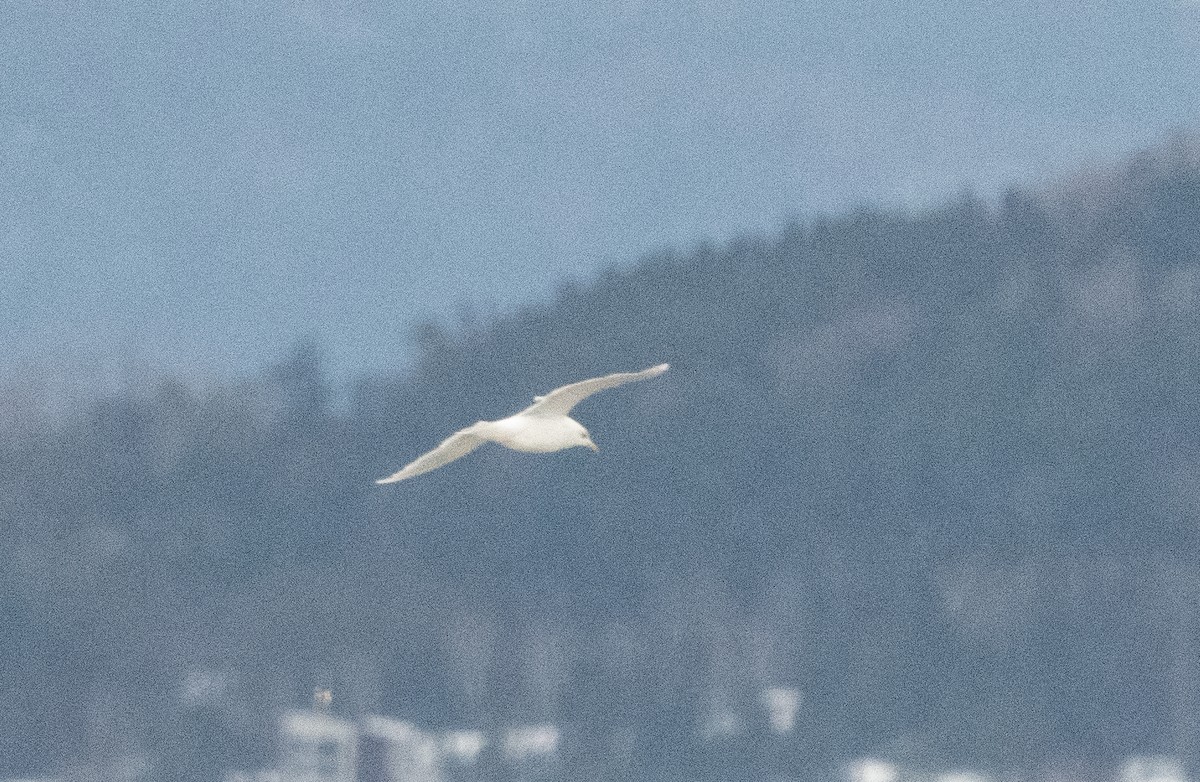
[4,141,1200,780]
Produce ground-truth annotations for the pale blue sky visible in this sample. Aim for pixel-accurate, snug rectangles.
[2,0,1198,381]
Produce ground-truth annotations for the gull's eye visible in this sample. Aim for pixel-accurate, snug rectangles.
[580,432,588,438]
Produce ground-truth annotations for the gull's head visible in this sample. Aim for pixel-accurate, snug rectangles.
[574,426,599,452]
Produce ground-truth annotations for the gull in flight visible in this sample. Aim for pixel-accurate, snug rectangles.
[376,363,669,484]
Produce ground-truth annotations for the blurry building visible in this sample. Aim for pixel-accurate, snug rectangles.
[500,725,559,763]
[760,687,802,735]
[265,711,547,782]
[500,725,560,782]
[356,717,441,782]
[1122,756,1187,782]
[440,731,488,781]
[262,693,877,782]
[278,711,357,782]
[845,757,899,782]
[224,772,283,782]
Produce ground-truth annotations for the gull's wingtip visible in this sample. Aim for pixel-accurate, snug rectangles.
[375,475,402,485]
[650,363,669,374]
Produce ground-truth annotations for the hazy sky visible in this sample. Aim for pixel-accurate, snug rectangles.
[3,0,1198,381]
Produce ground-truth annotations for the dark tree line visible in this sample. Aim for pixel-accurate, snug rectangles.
[3,141,1200,780]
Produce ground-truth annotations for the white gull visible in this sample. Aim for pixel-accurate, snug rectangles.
[375,363,669,484]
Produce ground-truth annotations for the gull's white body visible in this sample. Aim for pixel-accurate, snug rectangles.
[484,414,590,453]
[375,363,668,484]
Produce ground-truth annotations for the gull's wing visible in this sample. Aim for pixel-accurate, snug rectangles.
[521,363,669,417]
[375,423,489,484]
